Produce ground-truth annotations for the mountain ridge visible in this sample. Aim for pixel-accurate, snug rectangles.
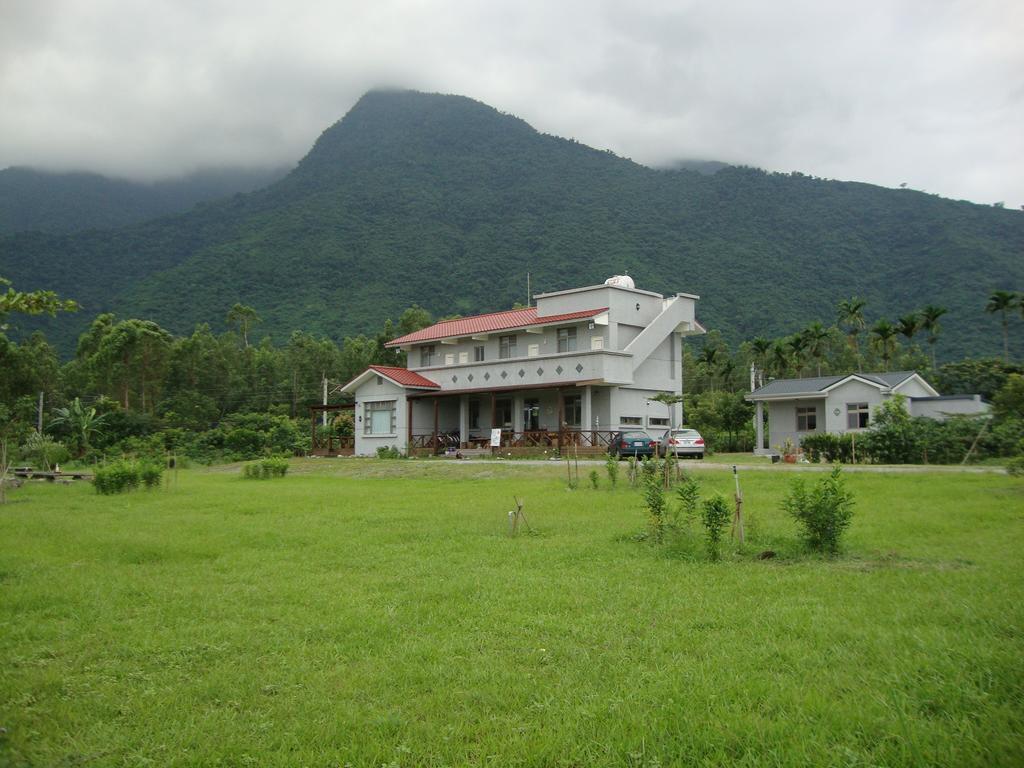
[1,89,1021,360]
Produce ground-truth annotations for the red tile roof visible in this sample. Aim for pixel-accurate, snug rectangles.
[386,306,608,347]
[368,365,440,389]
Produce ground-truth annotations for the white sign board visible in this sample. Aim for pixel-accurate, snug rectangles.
[490,428,502,447]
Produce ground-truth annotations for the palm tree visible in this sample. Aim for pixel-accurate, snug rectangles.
[50,398,108,457]
[802,321,830,377]
[770,341,790,378]
[787,334,808,377]
[896,312,920,344]
[919,305,948,369]
[749,337,772,387]
[870,319,899,369]
[985,290,1018,362]
[697,347,719,391]
[837,297,867,369]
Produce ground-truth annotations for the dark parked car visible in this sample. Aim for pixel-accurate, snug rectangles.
[609,430,658,458]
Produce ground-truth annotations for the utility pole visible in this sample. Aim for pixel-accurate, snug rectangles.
[526,272,531,307]
[37,391,43,433]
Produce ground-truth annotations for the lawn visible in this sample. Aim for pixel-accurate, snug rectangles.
[1,459,1022,767]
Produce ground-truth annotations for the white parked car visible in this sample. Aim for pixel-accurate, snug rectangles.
[659,428,705,459]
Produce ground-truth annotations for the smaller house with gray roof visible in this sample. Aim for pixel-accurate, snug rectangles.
[746,371,989,455]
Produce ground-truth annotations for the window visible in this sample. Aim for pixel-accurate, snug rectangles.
[620,416,642,426]
[523,399,540,431]
[847,402,870,429]
[527,343,539,357]
[458,351,468,364]
[591,335,604,351]
[796,406,817,431]
[364,400,396,435]
[474,345,485,362]
[649,417,670,427]
[495,398,513,428]
[444,353,454,366]
[557,327,578,353]
[563,394,582,427]
[375,375,384,386]
[419,345,435,367]
[469,400,480,429]
[499,335,517,359]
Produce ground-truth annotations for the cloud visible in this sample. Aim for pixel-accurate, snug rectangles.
[1,0,1021,206]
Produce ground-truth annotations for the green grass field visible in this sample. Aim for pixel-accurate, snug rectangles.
[1,460,1022,767]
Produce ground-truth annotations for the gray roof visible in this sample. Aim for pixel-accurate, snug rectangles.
[749,371,918,399]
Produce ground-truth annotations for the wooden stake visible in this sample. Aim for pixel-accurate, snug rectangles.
[732,465,745,543]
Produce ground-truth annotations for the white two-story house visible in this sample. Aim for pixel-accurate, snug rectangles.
[341,276,705,456]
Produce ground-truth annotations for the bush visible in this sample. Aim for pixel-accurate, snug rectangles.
[18,432,70,470]
[241,457,290,479]
[676,475,701,526]
[1008,456,1024,477]
[588,469,599,490]
[375,445,403,459]
[700,494,732,561]
[93,460,141,495]
[801,433,855,464]
[782,465,855,555]
[138,461,164,489]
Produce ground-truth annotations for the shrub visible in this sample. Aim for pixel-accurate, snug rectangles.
[18,432,70,471]
[375,445,403,459]
[241,457,289,479]
[1008,456,1024,477]
[588,469,599,490]
[801,433,855,464]
[782,465,855,555]
[605,454,619,487]
[700,494,732,561]
[138,461,164,489]
[643,467,666,543]
[93,461,141,495]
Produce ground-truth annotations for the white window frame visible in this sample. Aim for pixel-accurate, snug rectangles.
[474,345,485,362]
[796,406,817,432]
[419,345,436,367]
[499,335,517,359]
[620,416,643,426]
[648,417,670,427]
[557,326,578,353]
[847,402,870,430]
[364,400,396,436]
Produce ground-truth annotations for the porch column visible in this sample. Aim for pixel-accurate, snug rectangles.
[406,398,413,454]
[513,394,524,433]
[557,390,564,453]
[490,392,496,428]
[433,398,439,452]
[755,400,764,453]
[582,385,592,432]
[459,395,469,447]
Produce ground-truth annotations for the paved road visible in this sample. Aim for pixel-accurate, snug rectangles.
[454,458,1008,474]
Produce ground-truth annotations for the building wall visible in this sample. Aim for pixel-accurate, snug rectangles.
[412,350,634,390]
[893,376,935,398]
[353,378,409,456]
[823,380,888,434]
[767,398,825,450]
[910,396,990,419]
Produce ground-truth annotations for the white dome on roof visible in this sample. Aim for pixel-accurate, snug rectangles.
[604,274,635,289]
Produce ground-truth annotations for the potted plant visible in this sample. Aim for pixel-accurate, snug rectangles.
[781,437,798,463]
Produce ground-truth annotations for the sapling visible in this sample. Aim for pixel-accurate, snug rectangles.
[605,455,619,488]
[627,456,638,486]
[675,475,701,527]
[701,494,732,561]
[643,467,666,543]
[589,469,599,490]
[782,465,854,555]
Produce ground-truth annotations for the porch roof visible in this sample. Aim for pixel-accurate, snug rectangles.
[407,378,605,398]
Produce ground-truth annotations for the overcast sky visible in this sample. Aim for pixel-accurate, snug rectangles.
[1,0,1022,207]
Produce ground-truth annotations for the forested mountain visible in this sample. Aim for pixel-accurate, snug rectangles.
[0,165,287,234]
[1,90,1021,359]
